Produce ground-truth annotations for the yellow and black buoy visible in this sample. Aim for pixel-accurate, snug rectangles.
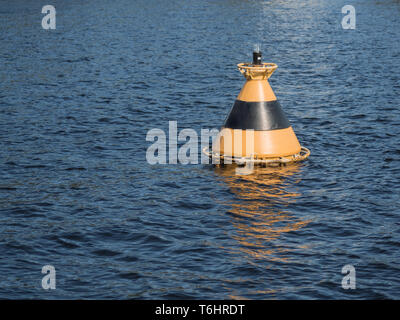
[204,48,310,166]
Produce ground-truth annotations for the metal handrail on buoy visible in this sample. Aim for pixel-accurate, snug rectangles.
[237,62,278,80]
[202,146,310,166]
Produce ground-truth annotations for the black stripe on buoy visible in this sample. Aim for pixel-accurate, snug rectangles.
[223,100,290,131]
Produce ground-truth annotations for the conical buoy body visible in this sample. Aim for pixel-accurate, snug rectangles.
[210,52,309,164]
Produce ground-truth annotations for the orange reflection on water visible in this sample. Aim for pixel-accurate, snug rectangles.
[214,163,311,263]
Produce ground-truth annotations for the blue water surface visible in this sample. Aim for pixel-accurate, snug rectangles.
[0,0,400,299]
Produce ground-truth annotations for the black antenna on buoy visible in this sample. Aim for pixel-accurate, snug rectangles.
[253,44,262,65]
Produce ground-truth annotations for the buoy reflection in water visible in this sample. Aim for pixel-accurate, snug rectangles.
[214,164,312,264]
